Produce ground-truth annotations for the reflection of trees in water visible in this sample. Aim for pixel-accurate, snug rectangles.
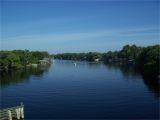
[104,62,140,77]
[142,75,159,98]
[0,65,51,88]
[104,62,159,98]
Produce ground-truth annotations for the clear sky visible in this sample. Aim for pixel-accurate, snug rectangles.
[1,0,159,53]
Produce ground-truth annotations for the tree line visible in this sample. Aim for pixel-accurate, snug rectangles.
[0,50,51,70]
[55,45,144,62]
[55,44,160,79]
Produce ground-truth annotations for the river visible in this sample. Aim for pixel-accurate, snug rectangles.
[0,60,159,119]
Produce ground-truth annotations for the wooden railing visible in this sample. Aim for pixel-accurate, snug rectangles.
[0,103,24,120]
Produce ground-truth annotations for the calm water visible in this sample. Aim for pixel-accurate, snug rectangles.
[0,60,159,119]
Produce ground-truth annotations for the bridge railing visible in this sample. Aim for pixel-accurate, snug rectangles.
[0,103,24,120]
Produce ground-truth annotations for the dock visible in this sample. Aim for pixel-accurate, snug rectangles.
[0,103,24,120]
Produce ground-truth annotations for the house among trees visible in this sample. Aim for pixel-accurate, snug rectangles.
[39,58,51,66]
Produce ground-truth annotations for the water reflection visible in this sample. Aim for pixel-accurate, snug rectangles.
[104,62,159,98]
[104,62,141,77]
[142,75,159,98]
[0,61,159,98]
[0,65,50,88]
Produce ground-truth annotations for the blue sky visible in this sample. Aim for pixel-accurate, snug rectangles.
[1,0,159,53]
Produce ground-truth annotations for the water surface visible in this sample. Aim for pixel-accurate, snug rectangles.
[0,60,159,119]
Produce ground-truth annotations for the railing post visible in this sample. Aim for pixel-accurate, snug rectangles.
[8,110,12,120]
[15,108,20,119]
[20,102,24,119]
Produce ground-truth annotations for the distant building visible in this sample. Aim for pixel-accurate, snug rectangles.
[39,58,50,66]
